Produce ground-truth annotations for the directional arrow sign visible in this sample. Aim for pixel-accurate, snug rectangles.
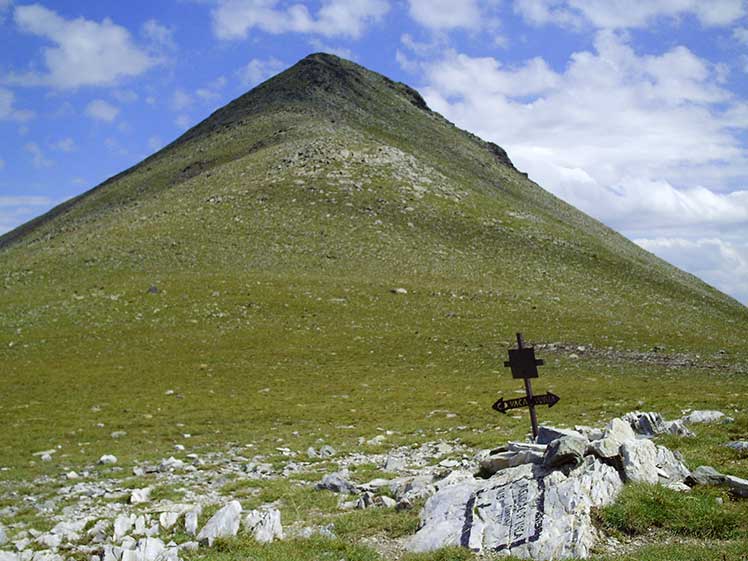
[492,392,560,414]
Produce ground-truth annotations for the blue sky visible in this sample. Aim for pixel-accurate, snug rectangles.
[2,0,748,304]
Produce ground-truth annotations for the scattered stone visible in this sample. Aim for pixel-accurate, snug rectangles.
[682,410,734,425]
[726,475,748,498]
[390,288,408,294]
[98,455,118,465]
[355,492,375,509]
[0,552,17,561]
[536,426,585,445]
[87,520,110,544]
[159,457,185,472]
[159,513,179,531]
[604,418,636,444]
[620,439,659,484]
[379,496,397,508]
[319,445,336,458]
[480,449,544,476]
[316,471,356,494]
[65,471,79,480]
[654,446,690,485]
[111,431,128,439]
[35,535,61,550]
[383,454,406,472]
[130,488,152,505]
[243,509,283,543]
[622,411,693,438]
[114,514,134,542]
[184,506,201,536]
[0,524,7,546]
[726,441,748,452]
[196,501,242,546]
[40,454,53,463]
[543,435,588,468]
[686,466,726,487]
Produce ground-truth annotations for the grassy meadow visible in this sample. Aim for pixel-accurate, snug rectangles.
[1,54,747,559]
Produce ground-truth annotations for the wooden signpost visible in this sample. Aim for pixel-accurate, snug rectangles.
[492,332,559,440]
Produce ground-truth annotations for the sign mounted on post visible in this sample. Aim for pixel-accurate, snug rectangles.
[492,332,559,441]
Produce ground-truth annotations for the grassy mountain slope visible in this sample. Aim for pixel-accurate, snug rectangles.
[1,52,746,494]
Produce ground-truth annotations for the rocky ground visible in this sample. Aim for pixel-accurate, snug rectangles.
[1,409,746,561]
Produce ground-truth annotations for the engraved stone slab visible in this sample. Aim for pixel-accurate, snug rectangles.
[407,459,623,559]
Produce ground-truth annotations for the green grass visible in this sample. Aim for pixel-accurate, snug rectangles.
[1,53,747,561]
[600,484,746,540]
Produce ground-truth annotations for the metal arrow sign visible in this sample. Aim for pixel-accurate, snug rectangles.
[492,392,560,414]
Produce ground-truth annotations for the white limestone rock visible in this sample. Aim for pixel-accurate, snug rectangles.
[130,488,152,505]
[0,525,7,546]
[620,439,659,484]
[113,515,135,543]
[654,445,690,484]
[726,475,748,498]
[543,435,588,468]
[0,552,19,561]
[622,411,693,438]
[159,513,180,531]
[196,501,242,546]
[242,508,283,543]
[98,455,118,465]
[316,471,356,494]
[536,426,585,445]
[407,459,622,559]
[184,507,201,536]
[683,410,733,425]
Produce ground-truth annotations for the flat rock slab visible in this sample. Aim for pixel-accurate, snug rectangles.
[407,458,622,559]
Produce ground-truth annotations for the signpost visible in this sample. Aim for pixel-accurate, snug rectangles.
[492,332,559,440]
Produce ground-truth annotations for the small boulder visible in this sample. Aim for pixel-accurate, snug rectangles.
[242,508,282,543]
[316,472,356,494]
[197,501,242,546]
[184,506,201,536]
[726,475,748,498]
[379,496,397,508]
[682,410,734,425]
[129,488,152,505]
[159,512,179,531]
[543,435,588,468]
[98,455,118,465]
[726,441,748,452]
[686,466,727,487]
[536,426,585,445]
[620,439,658,484]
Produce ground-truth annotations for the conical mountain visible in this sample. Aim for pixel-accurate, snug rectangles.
[1,54,746,471]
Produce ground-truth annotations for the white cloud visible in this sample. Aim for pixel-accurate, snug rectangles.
[85,99,119,122]
[419,32,748,302]
[212,0,389,40]
[142,19,176,50]
[196,76,227,101]
[0,195,55,235]
[172,89,193,111]
[0,87,34,121]
[308,39,355,60]
[733,26,748,45]
[237,57,285,86]
[635,237,748,304]
[515,0,746,29]
[175,114,191,129]
[407,0,481,30]
[24,142,51,168]
[9,4,156,89]
[112,89,139,103]
[147,136,163,151]
[52,137,76,152]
